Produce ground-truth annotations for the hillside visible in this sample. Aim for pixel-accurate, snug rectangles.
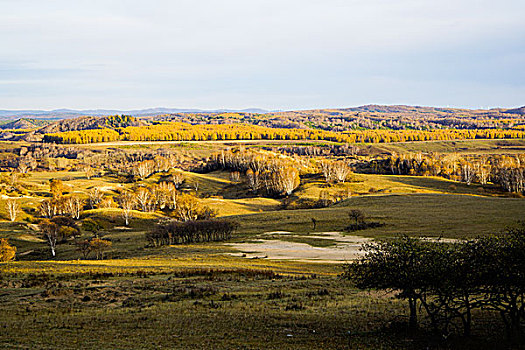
[503,106,525,115]
[147,105,525,133]
[0,118,50,130]
[38,114,143,133]
[29,103,525,145]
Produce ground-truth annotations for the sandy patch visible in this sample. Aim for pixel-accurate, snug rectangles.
[226,233,371,263]
[263,231,371,243]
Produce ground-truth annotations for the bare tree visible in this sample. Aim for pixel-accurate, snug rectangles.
[135,187,152,212]
[246,169,260,193]
[17,162,30,174]
[39,219,59,257]
[171,172,185,189]
[461,163,475,185]
[5,198,19,222]
[84,165,95,180]
[331,161,352,183]
[474,161,491,185]
[134,160,154,180]
[63,195,84,219]
[229,171,240,182]
[276,166,300,196]
[39,199,58,218]
[321,160,352,183]
[88,187,104,209]
[118,191,136,226]
[9,172,18,187]
[348,209,365,227]
[192,181,199,193]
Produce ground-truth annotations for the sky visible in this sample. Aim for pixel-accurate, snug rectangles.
[0,0,524,110]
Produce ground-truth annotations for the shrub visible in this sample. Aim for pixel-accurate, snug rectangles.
[0,238,16,262]
[146,219,239,246]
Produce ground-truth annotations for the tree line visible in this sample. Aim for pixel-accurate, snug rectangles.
[43,121,525,145]
[208,149,303,197]
[371,153,525,193]
[146,219,238,246]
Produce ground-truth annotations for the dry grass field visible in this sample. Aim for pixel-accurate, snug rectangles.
[1,139,524,349]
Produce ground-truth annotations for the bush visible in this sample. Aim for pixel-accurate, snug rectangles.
[0,238,16,262]
[146,219,239,246]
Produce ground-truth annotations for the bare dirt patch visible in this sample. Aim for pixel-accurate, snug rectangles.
[226,232,371,263]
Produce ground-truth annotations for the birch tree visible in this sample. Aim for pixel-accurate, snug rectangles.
[5,198,19,222]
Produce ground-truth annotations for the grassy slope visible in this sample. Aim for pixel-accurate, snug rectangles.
[1,272,441,350]
[1,141,524,349]
[233,194,524,239]
[2,168,524,260]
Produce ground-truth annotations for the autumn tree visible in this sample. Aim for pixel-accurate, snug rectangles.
[172,193,216,222]
[149,184,167,211]
[89,238,112,260]
[49,179,64,198]
[159,181,178,210]
[0,238,16,262]
[99,195,117,209]
[229,171,240,182]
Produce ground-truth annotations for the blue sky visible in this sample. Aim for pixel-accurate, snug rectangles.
[1,0,524,110]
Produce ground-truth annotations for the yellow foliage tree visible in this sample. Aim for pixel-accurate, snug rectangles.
[0,238,16,262]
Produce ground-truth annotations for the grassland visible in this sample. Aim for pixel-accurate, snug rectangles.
[368,138,525,155]
[2,166,523,262]
[1,139,524,349]
[234,194,524,239]
[76,138,525,155]
[0,259,511,350]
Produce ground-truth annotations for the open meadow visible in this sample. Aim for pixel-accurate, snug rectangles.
[1,135,524,349]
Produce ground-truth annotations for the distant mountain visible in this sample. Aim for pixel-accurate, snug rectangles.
[503,106,525,115]
[0,107,270,120]
[340,104,478,115]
